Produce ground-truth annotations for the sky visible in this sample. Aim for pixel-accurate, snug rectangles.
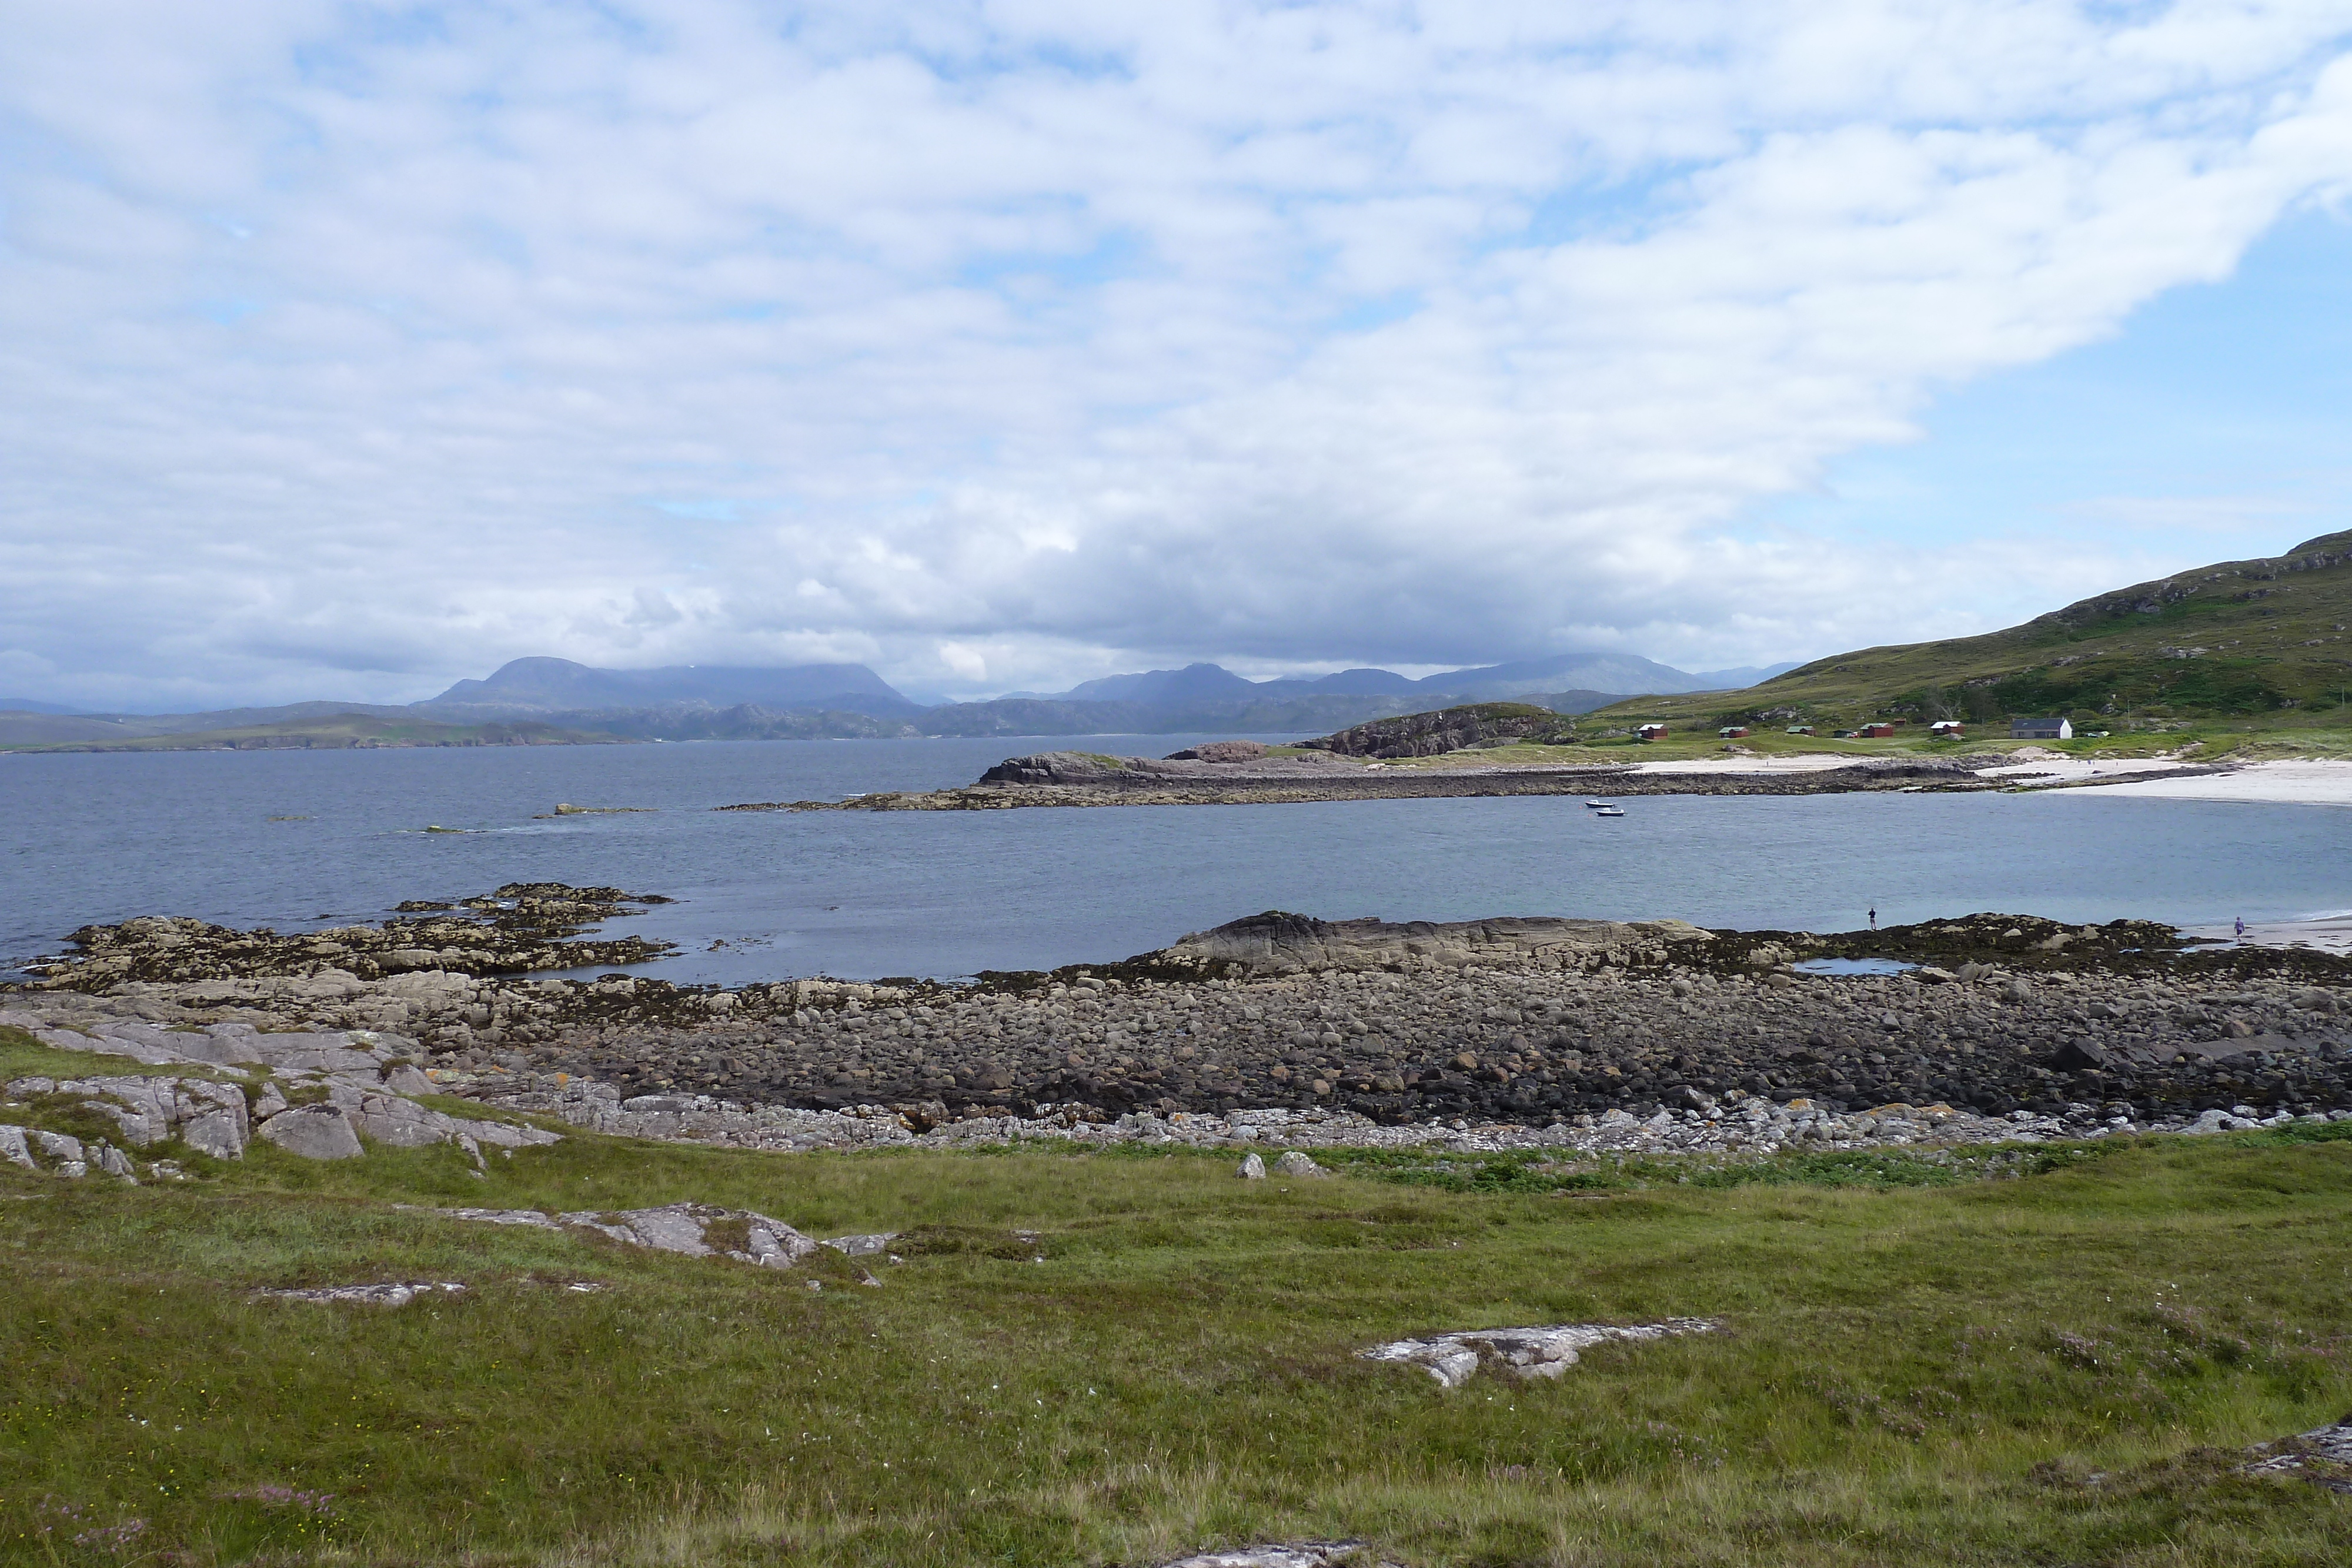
[4,2,2352,712]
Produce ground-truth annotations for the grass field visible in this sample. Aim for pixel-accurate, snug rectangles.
[6,1028,2352,1566]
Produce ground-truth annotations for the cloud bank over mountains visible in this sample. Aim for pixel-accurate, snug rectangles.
[5,2,2352,709]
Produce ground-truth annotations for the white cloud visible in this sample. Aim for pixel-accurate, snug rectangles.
[2,2,2351,707]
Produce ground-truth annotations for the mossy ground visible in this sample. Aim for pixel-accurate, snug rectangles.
[6,1014,2351,1568]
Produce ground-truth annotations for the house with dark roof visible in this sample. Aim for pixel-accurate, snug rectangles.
[2010,717,2073,740]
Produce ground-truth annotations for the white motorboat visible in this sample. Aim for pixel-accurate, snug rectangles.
[1593,805,1626,818]
[1584,799,1609,808]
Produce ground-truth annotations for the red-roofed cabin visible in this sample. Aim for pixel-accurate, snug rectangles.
[1858,723,1897,738]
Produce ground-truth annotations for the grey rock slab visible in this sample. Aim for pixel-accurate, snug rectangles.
[435,1202,821,1269]
[1362,1319,1718,1388]
[1274,1150,1329,1177]
[2243,1416,2352,1492]
[823,1232,899,1256]
[381,1064,436,1096]
[78,1098,168,1149]
[1237,1152,1267,1179]
[32,1129,85,1165]
[258,1282,468,1306]
[1158,1545,1381,1568]
[258,1104,365,1159]
[181,1109,247,1160]
[430,1206,560,1228]
[0,1124,34,1169]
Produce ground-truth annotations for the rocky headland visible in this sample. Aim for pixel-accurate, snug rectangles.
[9,887,2352,1169]
[718,727,2237,812]
[720,748,2024,811]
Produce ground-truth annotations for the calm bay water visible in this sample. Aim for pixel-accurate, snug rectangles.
[5,737,2350,983]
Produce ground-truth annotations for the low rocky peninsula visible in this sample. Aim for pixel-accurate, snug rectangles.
[9,886,2351,1167]
[717,735,2231,813]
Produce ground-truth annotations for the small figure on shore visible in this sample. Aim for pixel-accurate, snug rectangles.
[2236,915,2247,940]
[1867,906,1877,931]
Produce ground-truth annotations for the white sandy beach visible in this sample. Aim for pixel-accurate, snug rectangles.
[2039,758,2352,808]
[1634,751,2352,808]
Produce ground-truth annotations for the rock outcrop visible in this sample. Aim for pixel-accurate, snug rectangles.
[1302,702,1575,758]
[1361,1319,1718,1388]
[432,1202,820,1268]
[1,1013,560,1176]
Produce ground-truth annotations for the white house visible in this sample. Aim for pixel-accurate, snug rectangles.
[2010,717,2073,740]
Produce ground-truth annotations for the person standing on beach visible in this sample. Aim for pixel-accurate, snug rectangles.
[1868,907,1877,930]
[2236,916,2247,940]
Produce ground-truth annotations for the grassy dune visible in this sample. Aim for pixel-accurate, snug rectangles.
[4,1030,2351,1565]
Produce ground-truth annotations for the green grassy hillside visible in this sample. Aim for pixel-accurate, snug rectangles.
[1588,529,2352,737]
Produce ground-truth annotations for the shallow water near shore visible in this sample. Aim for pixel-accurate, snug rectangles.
[6,736,2352,983]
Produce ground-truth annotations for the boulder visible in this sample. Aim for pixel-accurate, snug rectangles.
[1273,1150,1328,1178]
[259,1105,365,1159]
[1236,1152,1267,1180]
[2047,1040,2112,1072]
[0,1124,33,1169]
[32,1129,83,1164]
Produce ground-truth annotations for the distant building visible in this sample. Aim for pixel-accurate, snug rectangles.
[1857,723,1897,738]
[1635,723,1668,740]
[1928,720,1964,737]
[1718,726,1750,738]
[1786,725,1815,735]
[2010,717,2073,740]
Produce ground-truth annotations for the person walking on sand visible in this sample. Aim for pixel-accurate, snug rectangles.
[2236,915,2247,940]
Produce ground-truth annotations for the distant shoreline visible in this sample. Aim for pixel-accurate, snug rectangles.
[717,749,2273,813]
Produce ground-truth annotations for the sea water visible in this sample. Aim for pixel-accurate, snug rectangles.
[6,737,2350,983]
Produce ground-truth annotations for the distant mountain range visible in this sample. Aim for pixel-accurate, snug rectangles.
[0,651,1800,750]
[1020,654,1795,706]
